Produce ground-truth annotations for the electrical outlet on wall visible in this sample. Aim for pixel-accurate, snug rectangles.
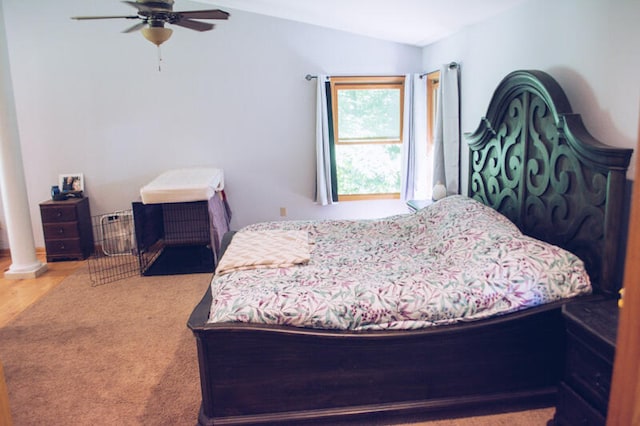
[280,207,287,217]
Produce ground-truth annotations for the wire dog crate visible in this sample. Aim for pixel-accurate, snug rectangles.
[87,210,139,286]
[132,201,215,276]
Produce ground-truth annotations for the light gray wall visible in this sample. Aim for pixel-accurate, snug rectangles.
[422,0,640,194]
[1,0,422,249]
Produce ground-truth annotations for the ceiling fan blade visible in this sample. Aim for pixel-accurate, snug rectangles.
[172,18,214,32]
[175,9,230,20]
[72,15,138,20]
[122,21,147,33]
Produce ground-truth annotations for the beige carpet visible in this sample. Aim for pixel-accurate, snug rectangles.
[0,266,554,425]
[0,265,209,425]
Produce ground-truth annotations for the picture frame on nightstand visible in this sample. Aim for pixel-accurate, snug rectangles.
[59,173,84,193]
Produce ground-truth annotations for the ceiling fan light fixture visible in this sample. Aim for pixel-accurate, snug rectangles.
[141,26,173,46]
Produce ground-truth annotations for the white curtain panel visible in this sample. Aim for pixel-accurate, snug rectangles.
[432,64,461,196]
[400,74,415,200]
[402,74,429,200]
[314,75,335,205]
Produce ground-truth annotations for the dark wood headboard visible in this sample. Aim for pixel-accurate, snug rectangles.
[466,70,632,295]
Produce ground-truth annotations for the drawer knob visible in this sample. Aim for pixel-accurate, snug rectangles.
[56,210,63,217]
[58,227,65,235]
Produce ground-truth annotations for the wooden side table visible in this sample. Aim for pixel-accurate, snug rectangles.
[406,199,434,212]
[552,298,618,425]
[40,197,94,262]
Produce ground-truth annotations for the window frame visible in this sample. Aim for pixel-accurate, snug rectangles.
[329,76,406,201]
[425,71,440,159]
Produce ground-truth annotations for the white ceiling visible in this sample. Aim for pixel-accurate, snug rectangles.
[195,0,527,46]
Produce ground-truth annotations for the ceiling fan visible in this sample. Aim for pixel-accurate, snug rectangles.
[71,0,230,46]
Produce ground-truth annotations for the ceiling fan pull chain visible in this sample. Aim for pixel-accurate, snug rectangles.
[157,45,163,72]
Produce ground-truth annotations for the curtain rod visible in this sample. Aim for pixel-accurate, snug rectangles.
[307,66,457,81]
[419,61,459,79]
[305,72,428,81]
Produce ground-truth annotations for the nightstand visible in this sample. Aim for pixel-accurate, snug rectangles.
[552,298,618,425]
[406,199,433,212]
[40,197,94,262]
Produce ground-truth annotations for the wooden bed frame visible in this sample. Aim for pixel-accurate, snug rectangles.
[187,70,632,425]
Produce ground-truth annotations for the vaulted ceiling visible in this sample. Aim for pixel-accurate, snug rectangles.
[198,0,527,46]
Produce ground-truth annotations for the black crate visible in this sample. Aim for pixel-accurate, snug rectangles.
[132,201,214,276]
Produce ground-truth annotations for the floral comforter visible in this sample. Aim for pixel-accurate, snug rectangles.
[207,195,591,331]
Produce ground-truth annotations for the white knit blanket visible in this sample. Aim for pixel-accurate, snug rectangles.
[215,230,311,276]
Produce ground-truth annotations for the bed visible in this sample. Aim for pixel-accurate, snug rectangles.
[187,70,633,425]
[132,168,231,276]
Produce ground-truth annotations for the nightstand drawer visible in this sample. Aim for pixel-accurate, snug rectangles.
[41,205,78,223]
[43,223,80,239]
[565,331,613,413]
[556,381,605,426]
[44,238,83,256]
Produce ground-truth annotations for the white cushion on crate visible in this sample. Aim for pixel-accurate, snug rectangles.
[140,168,224,204]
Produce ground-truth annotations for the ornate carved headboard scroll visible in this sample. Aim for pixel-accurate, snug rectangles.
[466,70,632,295]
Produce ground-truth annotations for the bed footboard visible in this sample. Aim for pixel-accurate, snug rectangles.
[188,289,567,425]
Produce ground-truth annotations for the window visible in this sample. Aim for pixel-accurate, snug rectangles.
[329,76,405,201]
